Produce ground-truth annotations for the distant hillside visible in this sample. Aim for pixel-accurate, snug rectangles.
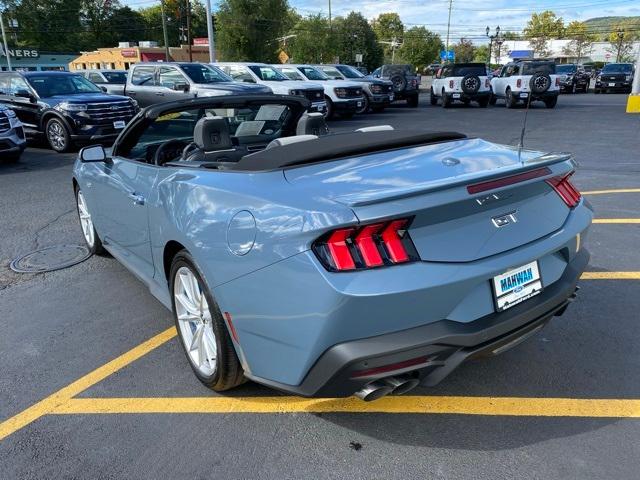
[584,16,640,39]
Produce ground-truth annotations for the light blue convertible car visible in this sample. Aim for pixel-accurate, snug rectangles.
[73,95,592,401]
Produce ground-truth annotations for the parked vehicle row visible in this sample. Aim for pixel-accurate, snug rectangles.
[0,104,26,162]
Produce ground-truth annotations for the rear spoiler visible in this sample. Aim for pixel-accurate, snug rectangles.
[234,131,468,171]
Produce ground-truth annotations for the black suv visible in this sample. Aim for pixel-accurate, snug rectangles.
[594,63,634,94]
[371,64,420,107]
[556,64,590,93]
[0,71,138,152]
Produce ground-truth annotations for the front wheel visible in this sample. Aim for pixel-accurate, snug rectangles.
[324,96,334,120]
[46,117,73,153]
[356,95,370,114]
[171,251,245,391]
[505,89,517,108]
[75,187,105,255]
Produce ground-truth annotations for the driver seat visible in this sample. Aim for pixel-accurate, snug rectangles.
[296,112,329,136]
[184,116,234,163]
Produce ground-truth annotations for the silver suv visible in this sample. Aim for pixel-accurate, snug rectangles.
[0,105,26,162]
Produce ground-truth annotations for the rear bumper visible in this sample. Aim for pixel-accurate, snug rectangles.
[369,93,393,106]
[513,90,559,101]
[449,91,491,101]
[250,248,589,397]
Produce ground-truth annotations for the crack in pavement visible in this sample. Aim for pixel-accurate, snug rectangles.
[33,209,75,250]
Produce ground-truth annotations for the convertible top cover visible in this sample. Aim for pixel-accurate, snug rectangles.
[235,130,468,171]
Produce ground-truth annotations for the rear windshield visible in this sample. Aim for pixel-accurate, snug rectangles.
[521,62,556,75]
[452,64,486,76]
[556,65,577,74]
[336,65,365,79]
[27,75,102,96]
[102,72,127,84]
[601,63,633,73]
[180,64,230,83]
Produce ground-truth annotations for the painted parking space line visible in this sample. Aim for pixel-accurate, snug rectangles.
[592,219,640,224]
[1,271,639,441]
[583,188,640,195]
[51,396,640,418]
[0,327,177,441]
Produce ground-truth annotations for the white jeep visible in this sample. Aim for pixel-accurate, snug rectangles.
[490,60,559,109]
[217,62,327,115]
[430,63,492,108]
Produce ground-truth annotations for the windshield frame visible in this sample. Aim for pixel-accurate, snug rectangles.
[102,71,127,84]
[248,65,290,82]
[179,63,231,84]
[26,74,103,97]
[335,65,365,79]
[601,63,633,73]
[556,65,577,74]
[298,66,329,81]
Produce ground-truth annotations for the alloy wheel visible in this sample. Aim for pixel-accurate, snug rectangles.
[174,266,218,377]
[47,121,67,151]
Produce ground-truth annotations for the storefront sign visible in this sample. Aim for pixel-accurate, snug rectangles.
[0,46,40,58]
[121,49,138,58]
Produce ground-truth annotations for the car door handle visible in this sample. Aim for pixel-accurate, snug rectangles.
[128,192,145,205]
[155,92,165,96]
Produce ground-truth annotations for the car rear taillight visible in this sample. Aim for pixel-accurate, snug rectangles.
[485,79,490,88]
[555,77,560,87]
[313,218,419,271]
[449,80,454,89]
[546,173,581,208]
[516,79,522,88]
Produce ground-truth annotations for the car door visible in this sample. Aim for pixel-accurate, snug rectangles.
[126,65,158,107]
[157,66,193,102]
[7,74,40,129]
[492,65,510,97]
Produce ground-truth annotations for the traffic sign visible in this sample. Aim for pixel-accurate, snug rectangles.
[278,50,289,64]
[440,50,455,61]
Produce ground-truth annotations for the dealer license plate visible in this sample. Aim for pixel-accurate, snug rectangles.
[113,120,126,129]
[492,261,542,312]
[519,93,529,98]
[389,93,394,101]
[608,83,615,87]
[452,93,461,98]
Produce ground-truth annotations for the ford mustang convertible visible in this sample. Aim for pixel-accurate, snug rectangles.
[73,95,592,401]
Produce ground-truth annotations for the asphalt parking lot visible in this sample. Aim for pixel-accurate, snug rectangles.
[1,93,639,479]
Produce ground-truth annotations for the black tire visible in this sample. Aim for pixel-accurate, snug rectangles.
[46,117,74,153]
[390,74,407,93]
[461,74,481,94]
[477,96,489,108]
[340,112,355,119]
[441,89,451,108]
[544,96,558,109]
[356,94,370,114]
[170,250,245,391]
[407,94,419,108]
[505,88,517,108]
[430,88,437,105]
[324,96,334,120]
[489,94,497,105]
[571,82,577,94]
[74,185,106,256]
[583,83,589,93]
[529,73,552,94]
[594,88,600,94]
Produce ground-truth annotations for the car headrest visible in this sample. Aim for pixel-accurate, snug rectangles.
[296,112,329,136]
[355,125,394,133]
[266,135,318,149]
[193,116,232,151]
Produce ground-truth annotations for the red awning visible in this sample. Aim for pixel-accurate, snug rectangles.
[141,52,169,62]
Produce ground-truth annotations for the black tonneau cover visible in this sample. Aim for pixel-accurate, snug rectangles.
[234,131,467,171]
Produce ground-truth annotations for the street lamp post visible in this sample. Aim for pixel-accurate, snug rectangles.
[486,26,500,65]
[616,27,624,62]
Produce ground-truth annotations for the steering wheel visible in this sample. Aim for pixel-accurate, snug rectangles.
[153,139,189,166]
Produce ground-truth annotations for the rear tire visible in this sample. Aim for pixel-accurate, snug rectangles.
[430,88,437,105]
[407,94,419,108]
[489,94,497,105]
[544,96,558,109]
[505,88,517,108]
[477,97,489,108]
[441,89,451,108]
[170,250,245,392]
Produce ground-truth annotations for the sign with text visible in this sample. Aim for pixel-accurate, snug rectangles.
[0,46,40,58]
[439,50,455,61]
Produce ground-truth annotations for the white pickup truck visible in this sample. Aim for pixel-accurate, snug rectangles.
[273,64,365,119]
[217,62,327,115]
[490,60,560,109]
[430,63,491,108]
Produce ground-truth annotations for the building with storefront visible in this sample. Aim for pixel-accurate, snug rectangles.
[0,47,78,71]
[69,43,213,71]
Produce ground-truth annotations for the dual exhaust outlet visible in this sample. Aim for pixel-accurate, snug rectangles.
[354,375,420,402]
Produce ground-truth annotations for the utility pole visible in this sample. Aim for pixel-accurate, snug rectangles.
[328,0,332,29]
[160,0,170,62]
[445,0,453,53]
[186,0,192,62]
[0,11,11,71]
[616,27,624,63]
[204,0,215,62]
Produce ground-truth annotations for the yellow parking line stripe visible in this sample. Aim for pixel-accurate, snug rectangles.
[51,396,640,418]
[583,188,640,195]
[0,327,176,441]
[581,272,640,280]
[593,219,640,224]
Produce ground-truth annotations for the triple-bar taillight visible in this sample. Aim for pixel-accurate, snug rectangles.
[313,218,419,271]
[546,174,582,208]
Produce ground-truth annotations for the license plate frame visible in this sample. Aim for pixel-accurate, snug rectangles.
[492,261,543,312]
[608,82,615,87]
[519,92,529,98]
[452,93,461,99]
[113,120,126,129]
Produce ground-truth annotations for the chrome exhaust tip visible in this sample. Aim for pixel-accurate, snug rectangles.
[354,381,393,402]
[383,376,420,395]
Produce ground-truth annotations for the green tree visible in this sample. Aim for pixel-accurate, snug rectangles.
[371,12,403,62]
[452,37,475,63]
[501,30,521,40]
[608,23,636,62]
[332,12,382,70]
[138,0,210,48]
[397,26,442,70]
[473,44,489,63]
[215,0,293,62]
[562,21,595,61]
[524,11,564,57]
[288,14,334,64]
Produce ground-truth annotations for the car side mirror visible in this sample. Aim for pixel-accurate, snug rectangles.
[242,78,256,83]
[80,145,107,163]
[173,82,190,92]
[100,86,108,93]
[15,89,35,102]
